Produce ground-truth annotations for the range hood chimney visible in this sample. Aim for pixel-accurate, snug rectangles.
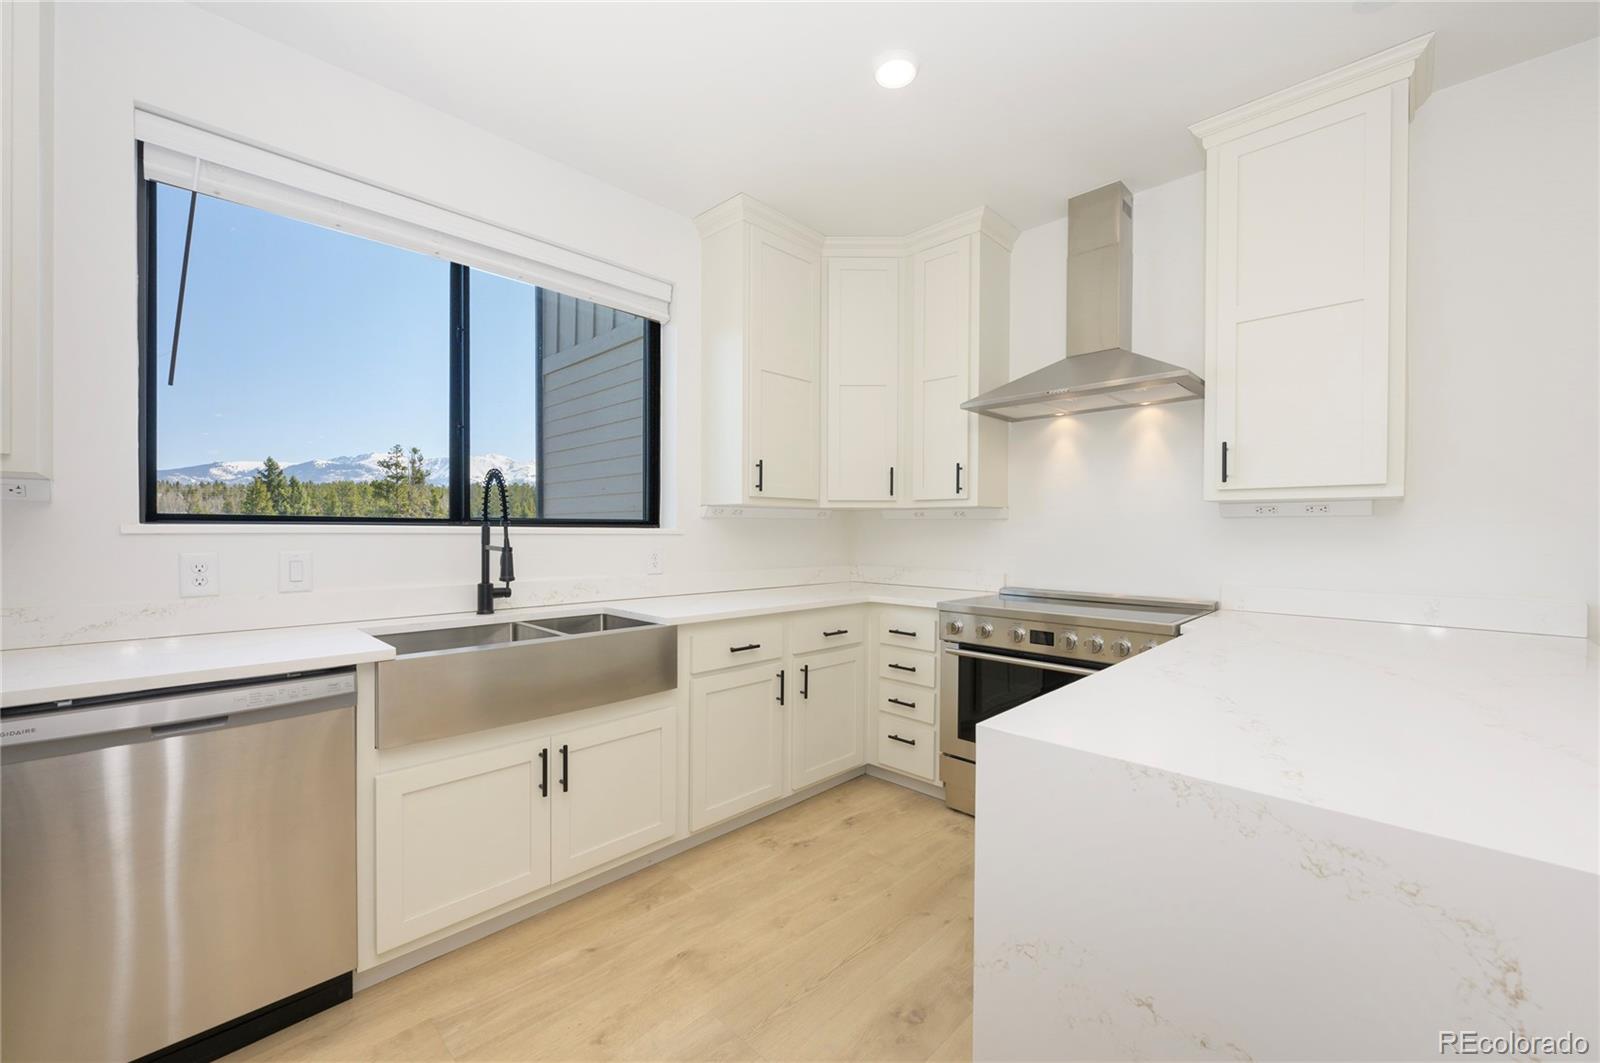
[962,181,1203,421]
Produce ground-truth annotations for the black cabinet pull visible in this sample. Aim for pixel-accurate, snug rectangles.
[755,459,764,492]
[887,733,916,746]
[729,642,761,653]
[801,664,810,699]
[887,662,917,673]
[558,744,569,792]
[1221,441,1229,483]
[887,628,917,638]
[776,669,785,706]
[889,467,895,496]
[887,697,917,709]
[955,462,964,494]
[539,747,549,797]
[822,628,848,637]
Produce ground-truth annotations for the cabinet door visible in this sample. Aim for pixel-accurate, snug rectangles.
[912,237,973,501]
[747,225,821,502]
[374,740,552,953]
[550,704,677,883]
[791,647,865,789]
[689,662,787,830]
[1212,87,1394,491]
[827,257,900,502]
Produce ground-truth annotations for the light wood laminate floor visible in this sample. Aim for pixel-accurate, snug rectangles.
[232,776,976,1062]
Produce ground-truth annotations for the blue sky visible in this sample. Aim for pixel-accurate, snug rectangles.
[154,184,537,468]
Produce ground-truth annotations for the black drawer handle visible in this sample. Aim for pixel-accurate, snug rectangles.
[776,669,785,706]
[755,459,764,492]
[887,628,917,638]
[801,664,810,699]
[887,662,917,673]
[729,643,761,653]
[822,628,848,637]
[887,733,916,746]
[539,747,549,798]
[887,697,917,709]
[558,744,569,792]
[1221,441,1229,483]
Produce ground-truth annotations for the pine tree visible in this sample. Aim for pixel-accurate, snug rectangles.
[285,476,311,516]
[258,457,289,515]
[376,444,407,516]
[242,477,273,515]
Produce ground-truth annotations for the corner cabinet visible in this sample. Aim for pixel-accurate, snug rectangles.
[1191,35,1433,502]
[698,196,1015,511]
[697,196,824,506]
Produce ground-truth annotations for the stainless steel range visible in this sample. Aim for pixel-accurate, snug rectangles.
[938,588,1216,814]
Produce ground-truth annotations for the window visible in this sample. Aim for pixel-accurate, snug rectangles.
[139,176,660,527]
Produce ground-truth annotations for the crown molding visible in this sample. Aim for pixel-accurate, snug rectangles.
[693,193,825,248]
[1189,33,1435,148]
[698,197,1019,256]
[904,206,1020,254]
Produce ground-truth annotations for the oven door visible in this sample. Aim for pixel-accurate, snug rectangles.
[938,643,1105,762]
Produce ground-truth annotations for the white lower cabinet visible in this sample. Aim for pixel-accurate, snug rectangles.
[791,646,865,790]
[550,706,677,883]
[689,662,787,831]
[374,703,676,954]
[374,740,552,953]
[876,715,937,780]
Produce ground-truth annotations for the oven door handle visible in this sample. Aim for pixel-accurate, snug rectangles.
[943,645,1102,677]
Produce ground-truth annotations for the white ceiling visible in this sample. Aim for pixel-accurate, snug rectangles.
[201,2,1598,235]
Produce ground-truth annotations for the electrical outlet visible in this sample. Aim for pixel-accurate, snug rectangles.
[1254,504,1279,516]
[2,478,51,502]
[1303,503,1330,515]
[279,550,313,593]
[180,552,219,598]
[646,549,663,576]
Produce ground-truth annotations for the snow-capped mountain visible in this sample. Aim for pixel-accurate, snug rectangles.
[157,452,535,486]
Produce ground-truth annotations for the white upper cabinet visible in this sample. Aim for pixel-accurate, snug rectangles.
[908,215,1013,508]
[825,256,901,503]
[699,196,1014,511]
[1192,35,1433,501]
[697,196,824,506]
[1,0,52,483]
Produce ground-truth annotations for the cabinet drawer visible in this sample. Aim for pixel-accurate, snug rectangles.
[789,607,865,656]
[876,714,936,780]
[875,608,936,652]
[877,647,935,689]
[689,619,785,675]
[876,677,934,725]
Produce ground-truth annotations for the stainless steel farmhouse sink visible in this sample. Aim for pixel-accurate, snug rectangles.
[372,613,676,748]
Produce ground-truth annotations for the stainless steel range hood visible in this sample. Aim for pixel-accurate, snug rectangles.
[963,182,1203,422]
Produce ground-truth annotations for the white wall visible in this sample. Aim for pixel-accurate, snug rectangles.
[854,41,1600,626]
[0,2,852,649]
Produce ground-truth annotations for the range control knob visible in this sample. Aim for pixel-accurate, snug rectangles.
[1087,635,1105,655]
[1114,639,1133,658]
[1062,631,1079,650]
[1011,626,1028,643]
[1141,639,1160,654]
[977,622,994,638]
[947,619,965,636]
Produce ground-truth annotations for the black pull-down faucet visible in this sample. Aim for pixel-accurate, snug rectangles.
[476,468,515,614]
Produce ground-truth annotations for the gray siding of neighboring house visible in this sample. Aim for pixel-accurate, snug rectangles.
[539,291,648,520]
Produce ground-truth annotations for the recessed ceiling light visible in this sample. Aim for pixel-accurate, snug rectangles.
[874,55,917,89]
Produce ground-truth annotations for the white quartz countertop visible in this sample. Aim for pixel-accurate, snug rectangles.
[982,609,1599,874]
[0,582,968,707]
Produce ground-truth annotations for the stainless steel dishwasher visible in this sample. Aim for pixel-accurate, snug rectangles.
[1,670,357,1062]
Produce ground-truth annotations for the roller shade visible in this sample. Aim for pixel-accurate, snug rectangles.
[136,110,673,323]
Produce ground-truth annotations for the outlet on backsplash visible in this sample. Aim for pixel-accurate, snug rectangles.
[179,553,219,598]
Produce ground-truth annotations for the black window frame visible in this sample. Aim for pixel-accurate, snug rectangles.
[136,155,662,529]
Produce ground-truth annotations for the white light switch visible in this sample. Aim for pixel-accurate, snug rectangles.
[279,551,313,593]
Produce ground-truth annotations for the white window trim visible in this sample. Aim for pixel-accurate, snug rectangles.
[135,110,673,323]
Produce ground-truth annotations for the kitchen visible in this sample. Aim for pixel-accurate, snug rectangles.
[0,3,1595,1061]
